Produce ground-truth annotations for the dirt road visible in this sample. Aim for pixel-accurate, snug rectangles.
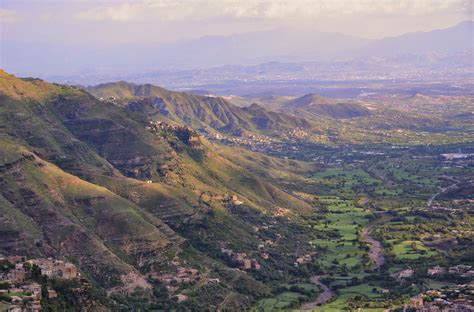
[300,275,335,311]
[361,224,385,268]
[427,176,460,208]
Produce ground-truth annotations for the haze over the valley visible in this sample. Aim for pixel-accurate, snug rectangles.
[1,0,472,86]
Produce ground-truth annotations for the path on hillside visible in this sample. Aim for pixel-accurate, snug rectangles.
[427,176,460,208]
[300,276,335,311]
[365,165,396,187]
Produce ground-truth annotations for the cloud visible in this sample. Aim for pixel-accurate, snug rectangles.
[74,0,471,22]
[0,8,19,23]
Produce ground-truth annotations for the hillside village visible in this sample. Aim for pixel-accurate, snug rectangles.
[0,256,91,311]
[401,284,473,311]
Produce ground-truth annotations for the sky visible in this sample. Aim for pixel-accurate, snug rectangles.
[1,0,472,44]
[0,0,472,78]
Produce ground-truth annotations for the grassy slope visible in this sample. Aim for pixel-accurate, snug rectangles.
[1,71,314,307]
[86,81,311,134]
[0,139,145,288]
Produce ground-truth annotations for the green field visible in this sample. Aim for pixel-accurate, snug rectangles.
[392,240,438,260]
[254,284,320,311]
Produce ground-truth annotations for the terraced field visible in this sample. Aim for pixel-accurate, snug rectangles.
[310,197,370,270]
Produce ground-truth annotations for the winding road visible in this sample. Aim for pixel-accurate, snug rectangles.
[300,276,335,311]
[427,176,460,208]
[301,214,387,310]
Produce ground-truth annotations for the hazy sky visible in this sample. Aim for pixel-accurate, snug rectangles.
[1,0,472,44]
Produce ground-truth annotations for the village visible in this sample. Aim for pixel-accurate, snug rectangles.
[220,247,261,271]
[386,264,474,311]
[147,120,201,147]
[404,283,473,312]
[0,256,80,311]
[149,262,201,304]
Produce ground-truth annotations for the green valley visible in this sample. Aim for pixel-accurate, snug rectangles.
[0,70,472,311]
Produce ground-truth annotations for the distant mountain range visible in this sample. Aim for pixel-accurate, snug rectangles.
[357,20,473,57]
[2,21,472,83]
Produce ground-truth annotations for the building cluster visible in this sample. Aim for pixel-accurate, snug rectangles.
[225,194,244,206]
[153,267,199,285]
[448,265,474,278]
[257,240,274,260]
[279,128,310,141]
[0,282,43,312]
[440,152,473,170]
[426,264,474,278]
[440,152,473,161]
[220,248,261,270]
[149,262,201,302]
[0,256,79,311]
[427,265,445,276]
[294,254,313,267]
[30,258,79,280]
[147,121,201,147]
[197,192,244,210]
[0,256,79,283]
[405,284,474,312]
[201,130,279,153]
[391,268,414,281]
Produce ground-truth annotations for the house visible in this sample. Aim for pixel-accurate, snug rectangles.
[61,263,78,279]
[41,268,54,277]
[7,256,23,264]
[252,260,261,270]
[48,289,58,299]
[449,265,472,274]
[391,268,414,281]
[409,295,424,308]
[175,294,188,303]
[461,270,474,278]
[11,267,25,283]
[231,195,243,206]
[242,259,252,270]
[427,265,444,276]
[235,253,246,262]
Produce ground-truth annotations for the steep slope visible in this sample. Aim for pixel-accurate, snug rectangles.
[0,138,169,290]
[86,81,170,99]
[86,81,311,135]
[0,70,317,309]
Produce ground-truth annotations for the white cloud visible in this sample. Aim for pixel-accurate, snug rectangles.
[74,0,471,22]
[0,8,19,23]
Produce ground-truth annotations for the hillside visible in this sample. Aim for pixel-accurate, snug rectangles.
[86,81,312,134]
[282,93,371,119]
[86,81,171,99]
[0,71,317,309]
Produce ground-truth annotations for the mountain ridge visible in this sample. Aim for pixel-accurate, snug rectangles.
[4,21,472,78]
[85,81,313,135]
[281,93,371,119]
[0,70,317,309]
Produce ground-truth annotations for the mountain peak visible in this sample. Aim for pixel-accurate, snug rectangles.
[283,93,333,109]
[0,70,64,101]
[282,93,371,119]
